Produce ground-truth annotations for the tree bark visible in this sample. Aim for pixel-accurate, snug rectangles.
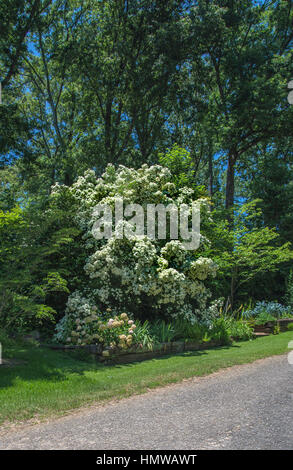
[225,150,237,226]
[208,150,213,197]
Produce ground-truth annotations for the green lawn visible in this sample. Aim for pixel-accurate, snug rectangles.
[0,332,292,426]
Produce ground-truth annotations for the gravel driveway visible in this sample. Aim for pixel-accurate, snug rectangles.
[0,354,292,450]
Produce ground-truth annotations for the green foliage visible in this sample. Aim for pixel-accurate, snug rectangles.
[273,325,281,335]
[205,201,293,307]
[171,316,251,345]
[132,321,154,351]
[159,145,206,196]
[172,318,206,342]
[225,319,254,342]
[42,272,70,294]
[0,329,18,349]
[35,305,57,322]
[0,200,81,333]
[285,270,293,309]
[208,318,232,345]
[245,146,293,245]
[150,320,176,344]
[254,313,277,326]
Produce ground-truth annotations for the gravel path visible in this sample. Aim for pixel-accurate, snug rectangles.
[1,355,293,450]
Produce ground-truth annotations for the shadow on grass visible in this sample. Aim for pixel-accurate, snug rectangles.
[101,342,241,368]
[0,344,105,389]
[0,341,241,389]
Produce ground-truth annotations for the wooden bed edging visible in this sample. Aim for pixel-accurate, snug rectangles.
[45,339,227,365]
[253,318,293,334]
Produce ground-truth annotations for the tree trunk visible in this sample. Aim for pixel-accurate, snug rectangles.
[208,151,213,197]
[225,150,237,226]
[230,272,235,311]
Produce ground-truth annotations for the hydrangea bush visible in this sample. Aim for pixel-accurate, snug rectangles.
[52,164,219,342]
[54,293,136,352]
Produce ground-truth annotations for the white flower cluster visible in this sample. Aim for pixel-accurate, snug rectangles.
[53,291,97,344]
[189,257,217,281]
[52,164,217,323]
[66,291,95,318]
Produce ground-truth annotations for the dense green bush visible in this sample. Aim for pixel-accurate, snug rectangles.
[254,312,277,326]
[0,201,81,334]
[0,329,17,349]
[225,318,254,341]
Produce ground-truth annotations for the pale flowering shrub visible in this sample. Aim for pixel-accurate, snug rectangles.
[97,312,137,352]
[52,163,218,329]
[54,291,96,343]
[54,296,137,351]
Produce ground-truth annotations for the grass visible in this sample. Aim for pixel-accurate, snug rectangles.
[0,331,292,426]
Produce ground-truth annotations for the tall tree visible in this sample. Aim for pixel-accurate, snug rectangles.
[14,0,192,191]
[171,0,293,222]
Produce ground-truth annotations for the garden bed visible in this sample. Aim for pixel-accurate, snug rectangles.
[46,318,293,364]
[253,318,293,334]
[46,338,227,364]
[46,317,293,364]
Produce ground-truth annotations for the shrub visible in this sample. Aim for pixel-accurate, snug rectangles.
[0,201,79,335]
[0,329,17,349]
[208,318,232,345]
[54,294,138,351]
[51,164,218,324]
[254,312,277,326]
[242,301,292,320]
[273,325,280,335]
[226,318,254,341]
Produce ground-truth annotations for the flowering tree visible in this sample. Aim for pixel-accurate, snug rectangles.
[52,164,218,331]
